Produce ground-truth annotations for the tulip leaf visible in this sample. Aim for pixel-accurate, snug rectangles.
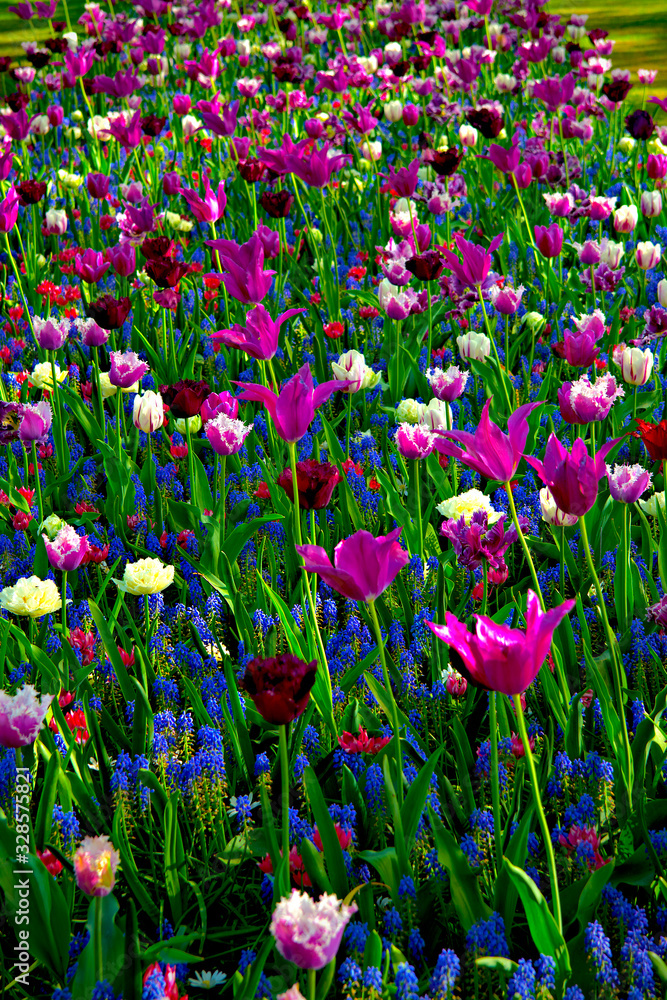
[88,599,136,703]
[504,858,571,985]
[429,806,492,931]
[304,767,349,898]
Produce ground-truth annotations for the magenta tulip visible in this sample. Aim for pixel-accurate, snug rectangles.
[534,223,564,258]
[235,363,342,443]
[211,305,306,361]
[206,233,276,304]
[44,524,89,571]
[434,397,541,483]
[427,590,575,696]
[296,527,410,603]
[439,232,503,290]
[525,434,620,517]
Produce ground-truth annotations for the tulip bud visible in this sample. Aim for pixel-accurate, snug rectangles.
[133,391,164,433]
[640,190,662,218]
[657,278,667,308]
[618,137,636,154]
[384,100,403,123]
[613,204,638,233]
[74,835,120,896]
[445,670,467,697]
[402,103,419,127]
[539,487,578,527]
[619,346,654,386]
[635,240,662,269]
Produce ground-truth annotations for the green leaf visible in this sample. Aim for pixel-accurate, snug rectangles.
[429,806,492,932]
[304,767,349,898]
[494,807,533,937]
[400,748,442,855]
[164,795,186,925]
[504,858,571,984]
[72,895,125,1000]
[88,600,135,703]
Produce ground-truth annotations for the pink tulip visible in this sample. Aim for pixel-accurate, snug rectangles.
[426,590,575,696]
[44,524,89,571]
[74,835,120,896]
[296,527,410,603]
[525,434,620,517]
[0,685,53,748]
[235,363,342,443]
[211,305,305,361]
[439,232,503,289]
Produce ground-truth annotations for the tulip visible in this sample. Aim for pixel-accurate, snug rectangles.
[384,100,403,122]
[658,279,667,308]
[635,419,667,460]
[87,173,109,199]
[241,653,317,725]
[160,379,210,419]
[489,283,525,315]
[396,423,435,460]
[427,590,575,696]
[79,318,109,347]
[440,232,503,289]
[33,317,68,351]
[133,391,164,433]
[386,158,421,198]
[418,399,452,431]
[613,205,638,233]
[18,402,52,444]
[114,558,174,595]
[457,330,491,361]
[426,365,469,402]
[617,346,653,386]
[74,835,120,896]
[640,191,662,219]
[647,594,667,625]
[606,463,652,504]
[74,248,111,284]
[0,186,19,233]
[44,524,89,571]
[44,209,68,235]
[200,391,238,423]
[647,154,667,180]
[205,233,276,304]
[210,305,305,361]
[459,124,478,147]
[277,460,341,510]
[534,223,564,258]
[180,176,227,223]
[402,104,420,126]
[297,528,410,604]
[0,685,54,748]
[86,295,131,330]
[625,109,654,140]
[271,890,357,971]
[235,363,342,444]
[434,397,541,483]
[204,413,253,456]
[636,240,661,269]
[331,350,377,392]
[539,487,578,527]
[558,374,624,424]
[525,433,620,517]
[109,350,149,389]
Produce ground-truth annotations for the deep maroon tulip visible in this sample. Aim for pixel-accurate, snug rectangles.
[140,114,167,137]
[87,173,110,199]
[430,148,463,177]
[625,110,654,141]
[260,189,294,218]
[466,106,504,138]
[602,79,633,103]
[277,460,341,510]
[17,180,47,205]
[405,251,445,282]
[241,653,317,724]
[141,236,174,261]
[160,379,211,418]
[144,259,190,288]
[86,295,131,330]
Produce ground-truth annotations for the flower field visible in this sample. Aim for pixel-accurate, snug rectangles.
[2,1,667,998]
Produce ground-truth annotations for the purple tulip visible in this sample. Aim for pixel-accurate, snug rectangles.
[44,524,89,571]
[426,364,469,402]
[440,509,524,574]
[296,527,410,603]
[80,318,109,347]
[283,143,352,188]
[487,143,521,175]
[33,317,68,351]
[200,391,239,423]
[489,283,525,315]
[647,594,667,626]
[87,173,110,199]
[434,397,541,483]
[235,362,341,443]
[426,590,575,696]
[558,373,624,425]
[255,223,280,260]
[163,172,182,196]
[74,248,111,284]
[534,223,564,258]
[106,243,136,278]
[0,685,54,748]
[386,157,421,197]
[606,463,652,504]
[532,72,575,111]
[199,100,239,137]
[211,304,306,361]
[205,413,253,456]
[525,433,620,517]
[271,890,357,972]
[180,177,226,223]
[439,231,503,290]
[18,402,52,444]
[109,350,149,389]
[396,423,435,460]
[206,233,276,304]
[0,186,19,233]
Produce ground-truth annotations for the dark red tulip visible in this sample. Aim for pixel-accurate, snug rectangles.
[602,79,633,103]
[241,653,317,725]
[625,110,654,141]
[17,180,47,205]
[140,114,167,137]
[86,295,131,330]
[405,251,445,282]
[260,189,294,219]
[430,147,464,177]
[466,106,504,138]
[160,379,211,418]
[144,259,190,288]
[277,460,341,510]
[141,236,174,260]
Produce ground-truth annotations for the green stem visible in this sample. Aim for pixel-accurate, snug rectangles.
[61,570,68,638]
[414,459,424,561]
[478,292,513,414]
[578,516,632,786]
[279,724,290,895]
[31,441,43,527]
[345,391,353,460]
[513,693,562,934]
[288,442,303,548]
[489,692,503,875]
[368,599,403,803]
[94,895,104,985]
[220,455,227,543]
[307,968,316,1000]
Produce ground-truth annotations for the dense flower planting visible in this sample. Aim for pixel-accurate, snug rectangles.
[1,1,667,998]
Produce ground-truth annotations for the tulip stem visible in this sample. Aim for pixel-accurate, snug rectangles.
[578,516,633,793]
[307,968,316,1000]
[279,723,290,896]
[512,693,562,935]
[489,692,503,876]
[186,419,197,508]
[414,459,424,562]
[220,455,227,543]
[94,895,104,985]
[345,391,353,460]
[288,442,303,549]
[367,599,403,804]
[61,571,68,640]
[477,292,513,415]
[31,441,43,528]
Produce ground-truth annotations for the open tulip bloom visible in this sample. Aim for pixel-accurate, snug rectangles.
[235,363,347,444]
